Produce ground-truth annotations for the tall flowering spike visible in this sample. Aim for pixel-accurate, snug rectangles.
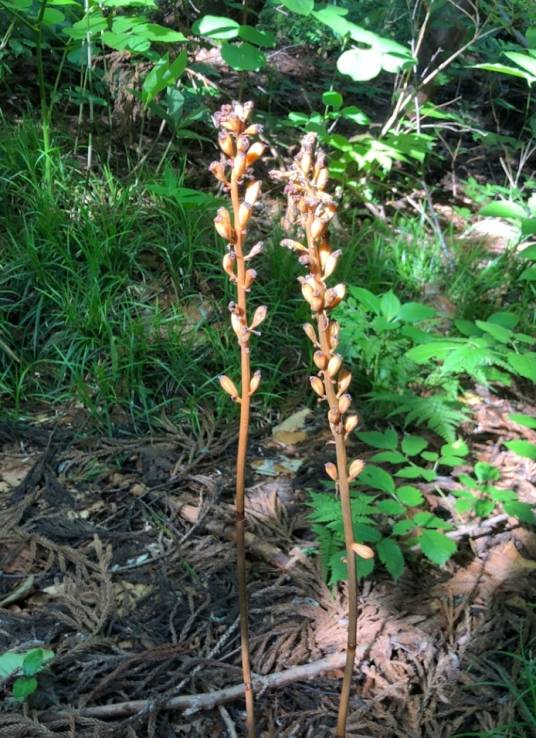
[273,134,365,738]
[210,102,266,738]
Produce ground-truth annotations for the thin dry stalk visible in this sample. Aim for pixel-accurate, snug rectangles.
[274,134,370,738]
[210,101,266,738]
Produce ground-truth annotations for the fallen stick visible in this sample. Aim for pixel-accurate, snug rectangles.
[44,652,346,721]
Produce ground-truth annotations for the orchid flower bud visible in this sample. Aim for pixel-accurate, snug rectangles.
[218,130,234,157]
[351,542,374,559]
[246,142,265,166]
[209,160,227,183]
[344,414,358,435]
[349,459,364,480]
[325,462,338,481]
[303,323,318,346]
[238,202,253,229]
[327,354,343,378]
[244,269,256,290]
[245,181,261,206]
[338,393,352,415]
[214,208,233,241]
[245,242,263,261]
[249,370,261,395]
[310,376,325,397]
[219,374,240,401]
[250,305,267,330]
[313,350,328,370]
[222,251,236,281]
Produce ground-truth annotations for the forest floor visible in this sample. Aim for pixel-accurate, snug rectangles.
[1,378,535,738]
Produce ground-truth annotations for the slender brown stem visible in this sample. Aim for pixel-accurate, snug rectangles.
[230,171,256,738]
[305,216,358,738]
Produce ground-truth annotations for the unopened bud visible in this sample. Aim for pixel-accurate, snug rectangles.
[313,350,328,370]
[328,408,341,426]
[327,354,343,378]
[246,142,265,166]
[311,218,327,240]
[232,152,247,179]
[300,151,313,176]
[281,238,307,253]
[231,312,246,338]
[250,305,267,330]
[222,251,236,281]
[338,393,352,414]
[249,370,261,395]
[315,167,329,190]
[310,376,325,397]
[349,459,364,480]
[325,284,346,309]
[245,241,263,261]
[236,135,250,153]
[244,123,262,136]
[218,130,234,157]
[310,296,324,312]
[238,202,253,229]
[344,414,358,434]
[303,323,318,346]
[325,462,338,481]
[322,251,341,279]
[351,542,374,559]
[337,368,352,395]
[328,321,340,349]
[245,180,261,206]
[209,160,227,183]
[214,208,233,241]
[219,374,239,399]
[244,269,256,290]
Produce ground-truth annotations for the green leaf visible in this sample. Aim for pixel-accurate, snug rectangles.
[406,341,460,363]
[475,499,495,517]
[337,47,383,82]
[488,311,519,329]
[421,451,438,462]
[504,440,536,460]
[455,497,475,514]
[356,556,375,578]
[395,466,436,481]
[396,486,424,506]
[193,15,239,39]
[474,462,500,483]
[354,523,382,543]
[475,320,513,344]
[12,677,38,701]
[504,51,536,78]
[520,265,536,281]
[356,429,398,449]
[349,286,381,313]
[413,512,453,529]
[340,105,369,124]
[527,27,536,46]
[141,24,186,42]
[474,62,535,82]
[22,649,53,678]
[312,5,350,35]
[322,90,343,109]
[507,352,536,381]
[393,518,416,535]
[480,201,528,220]
[508,413,536,430]
[280,0,314,15]
[398,302,437,323]
[42,8,64,24]
[0,652,25,678]
[504,501,536,524]
[221,42,265,71]
[439,456,466,468]
[358,465,395,494]
[520,244,536,259]
[370,450,406,464]
[376,499,406,516]
[377,538,405,579]
[418,530,457,566]
[238,25,276,47]
[441,439,469,457]
[65,12,107,39]
[380,291,401,321]
[401,435,428,456]
[142,51,187,105]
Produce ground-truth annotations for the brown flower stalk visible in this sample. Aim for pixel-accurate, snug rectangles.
[210,101,266,738]
[276,134,371,738]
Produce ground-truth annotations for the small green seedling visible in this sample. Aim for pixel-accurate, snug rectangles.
[0,647,54,701]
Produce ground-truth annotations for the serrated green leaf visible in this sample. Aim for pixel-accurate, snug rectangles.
[406,341,460,363]
[439,455,466,467]
[354,523,382,543]
[356,429,398,449]
[376,499,406,516]
[401,434,428,456]
[504,440,536,460]
[395,466,436,481]
[413,512,453,529]
[475,499,495,517]
[370,450,406,464]
[392,518,416,535]
[357,465,395,494]
[396,486,424,506]
[504,501,536,524]
[455,497,475,513]
[398,302,437,323]
[488,311,519,330]
[421,451,439,462]
[377,538,405,579]
[475,320,513,344]
[474,462,500,483]
[418,530,457,566]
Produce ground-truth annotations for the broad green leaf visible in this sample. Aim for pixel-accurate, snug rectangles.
[441,439,469,457]
[280,0,314,15]
[356,429,398,449]
[322,90,343,109]
[42,8,64,24]
[238,25,276,47]
[521,218,536,236]
[473,63,534,82]
[221,42,265,71]
[340,105,369,124]
[312,5,350,35]
[401,434,428,456]
[370,450,406,464]
[421,451,438,462]
[395,466,436,481]
[380,291,401,321]
[520,244,536,259]
[357,556,375,578]
[475,499,495,517]
[507,352,536,382]
[65,13,107,38]
[354,523,382,543]
[439,456,466,467]
[418,530,456,566]
[192,15,239,40]
[504,440,536,460]
[406,341,460,363]
[358,465,395,494]
[393,518,416,535]
[142,50,187,105]
[504,500,536,524]
[474,462,500,483]
[377,538,405,579]
[141,24,186,42]
[0,652,25,678]
[349,286,380,313]
[475,320,513,344]
[504,51,536,78]
[398,302,437,323]
[396,485,424,506]
[480,201,528,220]
[520,265,536,281]
[22,648,53,677]
[508,413,536,430]
[164,88,184,126]
[455,497,475,514]
[12,677,38,701]
[337,47,383,82]
[102,0,156,6]
[488,311,519,330]
[376,499,406,516]
[413,512,453,529]
[527,27,536,46]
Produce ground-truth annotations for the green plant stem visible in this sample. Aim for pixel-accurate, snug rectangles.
[35,0,51,190]
[230,170,256,738]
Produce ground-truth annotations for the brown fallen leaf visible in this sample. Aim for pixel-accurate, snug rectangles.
[272,408,312,446]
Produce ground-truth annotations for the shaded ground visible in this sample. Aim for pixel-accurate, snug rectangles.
[1,384,535,738]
